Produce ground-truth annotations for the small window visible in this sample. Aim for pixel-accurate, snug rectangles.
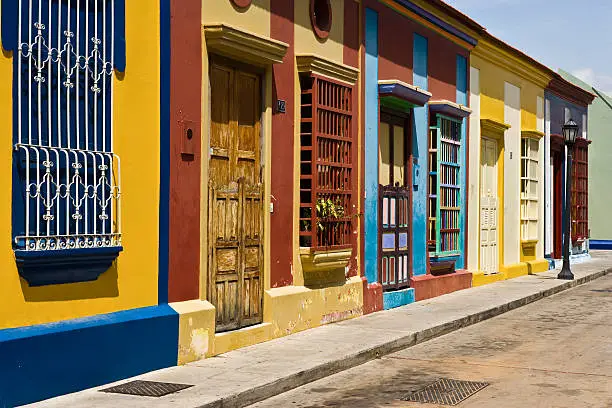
[231,0,252,8]
[310,0,332,39]
[520,138,539,241]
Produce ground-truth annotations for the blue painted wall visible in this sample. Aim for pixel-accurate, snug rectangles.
[364,8,379,284]
[383,288,415,310]
[0,305,179,407]
[456,54,467,269]
[412,33,428,276]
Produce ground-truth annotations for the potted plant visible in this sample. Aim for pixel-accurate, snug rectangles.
[300,198,353,287]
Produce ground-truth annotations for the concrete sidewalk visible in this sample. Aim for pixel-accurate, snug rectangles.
[30,251,612,408]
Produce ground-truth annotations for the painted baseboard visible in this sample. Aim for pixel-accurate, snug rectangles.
[0,304,179,407]
[589,240,612,250]
[383,287,415,310]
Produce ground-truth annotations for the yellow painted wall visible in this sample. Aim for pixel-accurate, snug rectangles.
[202,0,271,37]
[294,0,344,63]
[0,2,160,330]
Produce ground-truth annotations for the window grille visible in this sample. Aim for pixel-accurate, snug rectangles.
[572,140,589,241]
[299,74,353,250]
[13,0,120,252]
[428,115,462,256]
[520,137,539,241]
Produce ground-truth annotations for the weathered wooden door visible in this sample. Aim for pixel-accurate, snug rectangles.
[378,112,412,291]
[208,58,263,332]
[479,138,498,274]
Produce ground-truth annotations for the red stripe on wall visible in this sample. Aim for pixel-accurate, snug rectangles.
[168,0,202,302]
[270,0,295,288]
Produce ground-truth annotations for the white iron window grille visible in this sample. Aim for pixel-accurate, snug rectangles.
[13,0,121,252]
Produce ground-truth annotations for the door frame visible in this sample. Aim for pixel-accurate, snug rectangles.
[478,129,504,274]
[205,54,268,332]
[551,134,565,259]
[479,137,500,275]
[377,108,413,291]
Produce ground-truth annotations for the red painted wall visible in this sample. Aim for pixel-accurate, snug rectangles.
[428,33,467,102]
[378,5,412,82]
[168,0,202,302]
[269,0,295,288]
[344,0,360,277]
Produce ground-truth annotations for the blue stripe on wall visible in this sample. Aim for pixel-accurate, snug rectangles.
[0,305,179,407]
[158,0,170,304]
[364,8,379,285]
[412,33,428,276]
[456,54,467,269]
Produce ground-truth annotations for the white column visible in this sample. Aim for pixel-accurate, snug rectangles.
[504,82,521,265]
[467,67,481,272]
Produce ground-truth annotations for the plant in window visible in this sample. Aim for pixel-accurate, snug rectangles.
[315,198,345,231]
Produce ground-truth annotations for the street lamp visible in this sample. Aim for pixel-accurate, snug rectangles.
[558,119,579,280]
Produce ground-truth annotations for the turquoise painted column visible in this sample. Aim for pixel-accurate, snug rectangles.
[456,54,467,269]
[412,33,428,276]
[364,8,379,284]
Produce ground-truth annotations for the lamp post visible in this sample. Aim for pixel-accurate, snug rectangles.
[558,119,578,280]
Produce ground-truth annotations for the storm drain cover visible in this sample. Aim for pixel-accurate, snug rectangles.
[401,378,489,406]
[101,380,194,397]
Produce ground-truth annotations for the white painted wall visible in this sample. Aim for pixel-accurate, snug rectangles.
[504,82,521,265]
[468,67,481,272]
[537,96,545,259]
[544,98,552,255]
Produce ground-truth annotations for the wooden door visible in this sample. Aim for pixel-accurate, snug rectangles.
[479,138,498,275]
[208,58,263,332]
[378,113,412,291]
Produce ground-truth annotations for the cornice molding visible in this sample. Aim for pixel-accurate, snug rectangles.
[378,79,432,107]
[521,130,545,140]
[472,40,553,89]
[296,54,359,85]
[429,99,472,118]
[548,75,596,107]
[204,23,288,66]
[481,118,510,139]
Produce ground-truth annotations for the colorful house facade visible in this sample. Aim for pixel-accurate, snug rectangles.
[0,1,177,406]
[362,0,479,311]
[1,1,602,406]
[165,0,365,363]
[467,35,552,285]
[558,69,612,251]
[544,75,594,266]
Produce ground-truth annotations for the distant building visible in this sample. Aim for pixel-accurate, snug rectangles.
[558,70,612,250]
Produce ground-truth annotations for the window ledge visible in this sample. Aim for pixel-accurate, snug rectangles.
[429,99,472,118]
[296,54,359,85]
[15,246,123,286]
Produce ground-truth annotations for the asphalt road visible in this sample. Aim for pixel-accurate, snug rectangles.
[251,274,612,408]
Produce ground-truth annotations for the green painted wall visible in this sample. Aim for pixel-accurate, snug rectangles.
[559,69,612,241]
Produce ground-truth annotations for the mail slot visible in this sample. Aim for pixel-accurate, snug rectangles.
[180,120,198,160]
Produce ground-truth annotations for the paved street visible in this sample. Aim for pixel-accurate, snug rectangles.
[252,274,612,408]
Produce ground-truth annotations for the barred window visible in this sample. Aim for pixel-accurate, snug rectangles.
[572,140,589,241]
[428,115,462,256]
[520,137,539,241]
[299,74,353,250]
[11,0,122,253]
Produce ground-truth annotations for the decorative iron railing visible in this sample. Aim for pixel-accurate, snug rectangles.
[13,0,120,252]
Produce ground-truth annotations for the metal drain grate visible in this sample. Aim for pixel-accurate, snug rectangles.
[101,380,194,397]
[401,378,489,406]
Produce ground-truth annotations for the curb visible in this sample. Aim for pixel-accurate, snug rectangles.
[198,267,612,408]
